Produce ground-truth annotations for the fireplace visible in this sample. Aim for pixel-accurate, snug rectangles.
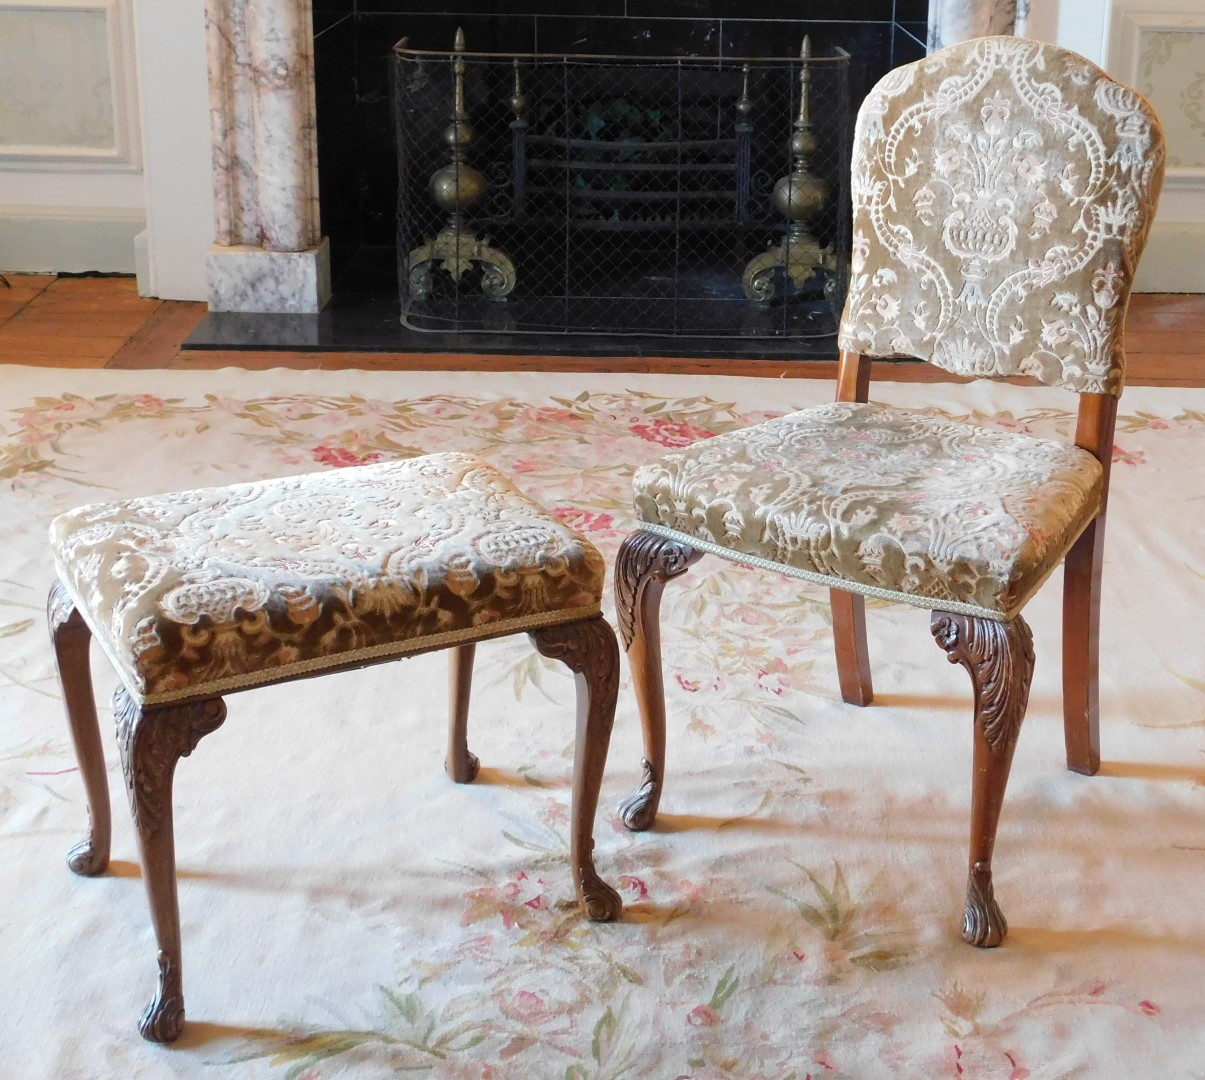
[394,32,852,344]
[187,1,928,357]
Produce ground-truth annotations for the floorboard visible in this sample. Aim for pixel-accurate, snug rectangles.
[0,275,1202,387]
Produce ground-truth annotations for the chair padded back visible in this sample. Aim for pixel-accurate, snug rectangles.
[838,36,1165,395]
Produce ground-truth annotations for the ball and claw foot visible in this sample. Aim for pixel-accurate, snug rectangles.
[445,751,480,784]
[66,838,108,877]
[579,868,622,923]
[618,759,660,832]
[138,951,185,1043]
[963,861,1007,948]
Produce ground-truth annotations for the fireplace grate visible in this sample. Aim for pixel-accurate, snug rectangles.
[393,34,851,341]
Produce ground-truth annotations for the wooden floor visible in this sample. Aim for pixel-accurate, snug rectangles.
[2,274,1203,385]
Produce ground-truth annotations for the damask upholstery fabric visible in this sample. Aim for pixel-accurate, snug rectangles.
[839,36,1165,395]
[49,454,605,705]
[632,403,1102,620]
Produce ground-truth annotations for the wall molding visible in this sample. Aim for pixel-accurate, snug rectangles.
[0,0,141,172]
[0,204,143,271]
[1112,3,1205,189]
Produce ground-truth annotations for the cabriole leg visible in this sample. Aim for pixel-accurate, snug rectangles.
[530,616,622,922]
[48,581,111,876]
[115,689,226,1042]
[932,612,1035,948]
[612,531,702,831]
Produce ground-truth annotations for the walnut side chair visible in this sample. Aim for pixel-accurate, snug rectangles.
[613,37,1165,946]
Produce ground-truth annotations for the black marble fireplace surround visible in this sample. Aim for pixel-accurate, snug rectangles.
[186,1,927,357]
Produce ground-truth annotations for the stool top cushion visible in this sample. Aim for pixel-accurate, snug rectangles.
[50,453,604,704]
[632,403,1103,620]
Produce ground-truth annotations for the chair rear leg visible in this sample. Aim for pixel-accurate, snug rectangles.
[831,589,873,706]
[446,642,479,782]
[613,531,702,831]
[932,612,1035,948]
[1063,520,1103,775]
[115,689,226,1042]
[48,581,111,876]
[531,616,622,922]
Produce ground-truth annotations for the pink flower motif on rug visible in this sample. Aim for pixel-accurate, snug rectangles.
[311,444,382,468]
[629,416,715,446]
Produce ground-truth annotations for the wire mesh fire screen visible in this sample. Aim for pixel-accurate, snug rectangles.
[393,33,851,342]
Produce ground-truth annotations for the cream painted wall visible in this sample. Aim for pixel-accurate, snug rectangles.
[0,0,145,272]
[1025,0,1112,66]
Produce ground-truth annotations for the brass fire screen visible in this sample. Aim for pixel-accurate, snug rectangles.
[393,34,851,340]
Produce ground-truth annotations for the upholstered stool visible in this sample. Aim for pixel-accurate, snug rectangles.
[47,452,622,1042]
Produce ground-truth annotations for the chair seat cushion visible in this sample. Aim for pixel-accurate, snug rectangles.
[50,453,604,704]
[632,403,1103,619]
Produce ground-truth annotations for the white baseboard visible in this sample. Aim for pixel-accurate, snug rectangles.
[1135,222,1205,293]
[0,206,145,274]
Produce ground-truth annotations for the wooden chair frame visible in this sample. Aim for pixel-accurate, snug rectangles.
[614,348,1117,947]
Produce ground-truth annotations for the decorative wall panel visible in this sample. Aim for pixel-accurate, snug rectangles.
[1113,3,1205,188]
[0,0,139,169]
[1138,29,1205,168]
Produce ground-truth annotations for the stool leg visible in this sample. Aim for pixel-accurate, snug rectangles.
[115,688,226,1042]
[446,642,480,782]
[613,531,702,831]
[48,581,111,876]
[530,616,622,922]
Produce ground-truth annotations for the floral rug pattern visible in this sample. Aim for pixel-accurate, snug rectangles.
[1,367,1202,1079]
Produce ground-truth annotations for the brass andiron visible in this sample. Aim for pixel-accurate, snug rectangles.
[408,28,516,302]
[742,36,829,304]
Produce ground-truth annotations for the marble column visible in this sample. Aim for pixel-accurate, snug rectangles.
[927,0,1028,53]
[205,0,330,313]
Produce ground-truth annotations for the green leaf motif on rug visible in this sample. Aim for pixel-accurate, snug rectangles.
[771,860,917,977]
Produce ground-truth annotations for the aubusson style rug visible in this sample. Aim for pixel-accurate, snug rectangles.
[1,363,1202,1079]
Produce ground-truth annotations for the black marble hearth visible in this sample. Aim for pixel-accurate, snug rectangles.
[185,0,928,356]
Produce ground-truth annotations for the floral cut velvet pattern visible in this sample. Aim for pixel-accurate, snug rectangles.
[49,453,605,704]
[632,402,1103,619]
[839,36,1165,394]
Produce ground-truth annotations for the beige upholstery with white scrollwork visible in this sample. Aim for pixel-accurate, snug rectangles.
[840,36,1165,395]
[50,453,604,705]
[633,403,1102,620]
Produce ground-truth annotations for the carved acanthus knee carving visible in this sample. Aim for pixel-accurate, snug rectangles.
[614,530,701,650]
[931,611,1035,948]
[116,691,228,838]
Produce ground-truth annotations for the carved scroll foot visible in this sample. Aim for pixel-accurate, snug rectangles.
[618,758,660,832]
[66,838,109,877]
[932,611,1035,949]
[117,689,226,1041]
[48,581,112,877]
[138,950,185,1043]
[579,859,623,923]
[614,531,702,831]
[530,616,621,922]
[446,643,479,783]
[963,861,1007,947]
